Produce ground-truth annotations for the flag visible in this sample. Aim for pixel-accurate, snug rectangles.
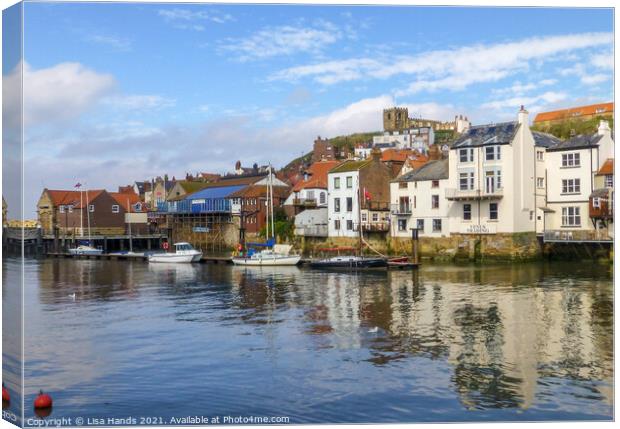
[364,188,372,201]
[74,182,82,188]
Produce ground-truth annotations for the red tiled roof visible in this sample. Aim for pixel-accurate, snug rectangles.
[292,160,341,192]
[597,158,614,176]
[110,192,141,212]
[46,189,105,208]
[381,149,428,163]
[534,102,614,123]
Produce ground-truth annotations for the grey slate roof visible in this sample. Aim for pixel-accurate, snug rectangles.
[452,122,519,148]
[532,131,563,148]
[547,133,604,152]
[394,159,448,182]
[590,188,610,198]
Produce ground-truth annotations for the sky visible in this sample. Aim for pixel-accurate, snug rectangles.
[1,2,614,218]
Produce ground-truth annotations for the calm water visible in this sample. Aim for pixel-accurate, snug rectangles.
[2,257,614,424]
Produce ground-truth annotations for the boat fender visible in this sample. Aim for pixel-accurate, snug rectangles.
[34,390,53,409]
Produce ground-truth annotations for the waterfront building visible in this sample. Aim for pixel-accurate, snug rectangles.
[590,158,614,239]
[533,102,614,128]
[327,149,392,238]
[542,120,614,240]
[283,159,341,216]
[37,189,129,236]
[390,159,450,238]
[227,184,291,234]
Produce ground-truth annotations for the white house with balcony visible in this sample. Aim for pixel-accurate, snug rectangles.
[445,107,539,236]
[542,121,614,240]
[390,159,450,238]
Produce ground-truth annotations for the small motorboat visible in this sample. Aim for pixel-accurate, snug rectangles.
[232,244,301,266]
[68,245,103,255]
[148,242,202,263]
[309,255,388,270]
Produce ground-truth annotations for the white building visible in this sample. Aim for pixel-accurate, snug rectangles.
[373,127,435,154]
[542,120,614,238]
[390,159,450,237]
[327,151,392,238]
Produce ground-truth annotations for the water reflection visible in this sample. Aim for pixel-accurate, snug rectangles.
[20,259,613,422]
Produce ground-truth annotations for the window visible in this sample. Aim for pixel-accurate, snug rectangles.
[432,219,442,232]
[112,205,121,213]
[398,219,407,231]
[68,206,73,213]
[334,198,340,212]
[459,148,473,163]
[372,213,378,222]
[562,152,581,167]
[459,172,474,190]
[593,197,601,209]
[399,182,408,189]
[431,180,439,188]
[334,219,341,230]
[346,220,353,230]
[562,207,581,226]
[59,205,65,213]
[485,170,502,193]
[89,205,95,213]
[361,212,367,222]
[537,177,545,189]
[485,145,501,161]
[334,177,340,189]
[605,175,613,188]
[319,192,326,205]
[416,219,424,231]
[489,203,498,220]
[537,150,544,161]
[561,179,581,194]
[432,195,439,209]
[463,204,472,220]
[346,176,353,188]
[346,197,353,212]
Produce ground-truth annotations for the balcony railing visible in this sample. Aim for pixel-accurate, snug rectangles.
[543,229,613,243]
[361,201,390,211]
[294,225,328,237]
[361,221,390,232]
[445,188,504,200]
[293,198,318,207]
[390,203,412,215]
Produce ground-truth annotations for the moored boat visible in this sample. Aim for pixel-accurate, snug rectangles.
[68,245,103,256]
[309,254,387,269]
[232,245,301,266]
[148,242,202,263]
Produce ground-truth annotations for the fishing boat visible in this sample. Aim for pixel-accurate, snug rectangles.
[309,247,387,269]
[148,242,202,263]
[232,165,301,267]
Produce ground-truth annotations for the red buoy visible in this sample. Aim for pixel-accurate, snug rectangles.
[34,390,53,409]
[2,383,9,403]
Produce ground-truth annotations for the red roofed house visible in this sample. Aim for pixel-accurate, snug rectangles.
[381,149,429,177]
[533,102,613,127]
[227,184,291,234]
[38,189,130,236]
[109,190,150,235]
[283,159,341,217]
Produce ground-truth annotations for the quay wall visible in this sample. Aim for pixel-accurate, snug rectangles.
[295,232,542,261]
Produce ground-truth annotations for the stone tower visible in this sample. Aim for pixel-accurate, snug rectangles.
[383,107,409,132]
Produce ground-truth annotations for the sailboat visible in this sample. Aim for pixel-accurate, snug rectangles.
[309,181,387,270]
[232,165,301,266]
[69,186,103,255]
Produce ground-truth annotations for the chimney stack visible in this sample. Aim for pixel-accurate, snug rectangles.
[598,120,611,136]
[371,147,382,162]
[518,105,529,125]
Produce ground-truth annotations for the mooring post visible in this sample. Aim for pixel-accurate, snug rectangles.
[410,227,419,265]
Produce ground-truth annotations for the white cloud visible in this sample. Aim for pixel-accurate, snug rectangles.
[219,22,344,62]
[102,94,176,111]
[590,52,613,70]
[4,61,116,126]
[158,8,233,31]
[87,34,132,51]
[480,91,568,111]
[580,74,610,85]
[270,32,613,95]
[558,61,612,86]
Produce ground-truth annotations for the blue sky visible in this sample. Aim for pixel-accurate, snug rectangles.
[1,3,614,217]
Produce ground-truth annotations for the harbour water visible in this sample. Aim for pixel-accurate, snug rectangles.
[2,257,613,424]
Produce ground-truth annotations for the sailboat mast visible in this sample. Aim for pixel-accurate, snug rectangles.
[86,190,92,244]
[269,165,275,240]
[127,197,133,253]
[80,189,84,237]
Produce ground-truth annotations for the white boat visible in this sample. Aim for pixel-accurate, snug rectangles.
[68,245,103,256]
[148,242,202,263]
[232,246,301,266]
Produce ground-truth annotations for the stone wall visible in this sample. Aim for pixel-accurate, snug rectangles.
[294,232,542,261]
